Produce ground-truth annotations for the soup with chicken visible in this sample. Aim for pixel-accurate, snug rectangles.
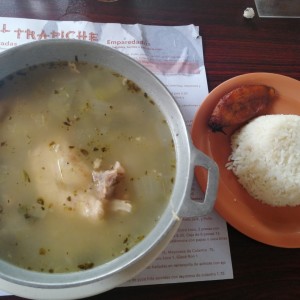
[0,61,176,273]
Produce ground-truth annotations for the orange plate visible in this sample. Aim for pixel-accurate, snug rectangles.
[191,73,300,248]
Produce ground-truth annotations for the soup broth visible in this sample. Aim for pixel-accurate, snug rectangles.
[0,61,176,273]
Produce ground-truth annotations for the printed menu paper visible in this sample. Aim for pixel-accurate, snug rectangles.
[0,18,233,295]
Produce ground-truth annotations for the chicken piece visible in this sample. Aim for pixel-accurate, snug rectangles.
[28,140,91,192]
[28,139,131,221]
[76,194,105,220]
[110,199,132,213]
[208,85,276,133]
[92,161,125,200]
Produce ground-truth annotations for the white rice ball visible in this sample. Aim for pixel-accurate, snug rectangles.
[227,114,300,207]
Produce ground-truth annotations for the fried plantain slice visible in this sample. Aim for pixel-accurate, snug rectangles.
[208,85,276,133]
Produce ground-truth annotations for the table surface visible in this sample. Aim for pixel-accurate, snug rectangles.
[0,0,299,299]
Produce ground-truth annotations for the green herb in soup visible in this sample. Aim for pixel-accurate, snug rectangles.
[0,61,176,273]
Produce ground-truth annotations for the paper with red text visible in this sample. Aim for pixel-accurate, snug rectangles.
[0,18,233,294]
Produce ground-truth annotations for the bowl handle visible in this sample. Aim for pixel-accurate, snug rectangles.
[180,144,219,218]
